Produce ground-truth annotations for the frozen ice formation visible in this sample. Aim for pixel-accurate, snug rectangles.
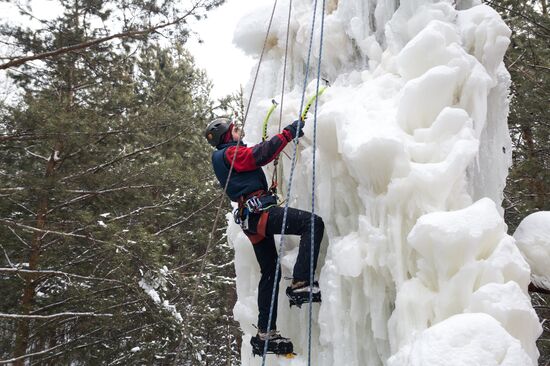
[227,0,542,365]
[514,211,550,291]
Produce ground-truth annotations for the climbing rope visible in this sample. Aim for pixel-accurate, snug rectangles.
[261,0,325,364]
[271,0,293,194]
[173,0,281,363]
[308,1,326,364]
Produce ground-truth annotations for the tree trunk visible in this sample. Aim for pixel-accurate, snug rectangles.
[13,143,62,365]
[521,124,546,209]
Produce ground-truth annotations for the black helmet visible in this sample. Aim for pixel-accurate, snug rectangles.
[204,118,231,147]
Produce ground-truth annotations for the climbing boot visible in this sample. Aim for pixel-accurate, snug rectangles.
[250,330,293,356]
[286,280,321,308]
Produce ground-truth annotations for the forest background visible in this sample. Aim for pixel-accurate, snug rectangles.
[0,0,547,365]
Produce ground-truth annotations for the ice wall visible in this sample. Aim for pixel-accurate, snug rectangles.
[514,211,550,291]
[229,0,542,365]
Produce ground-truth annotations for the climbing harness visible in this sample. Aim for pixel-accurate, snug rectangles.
[233,191,277,229]
[245,194,278,213]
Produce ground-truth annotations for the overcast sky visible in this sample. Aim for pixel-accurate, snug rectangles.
[187,0,255,99]
[0,0,255,99]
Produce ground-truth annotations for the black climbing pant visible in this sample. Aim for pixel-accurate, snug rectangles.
[249,206,324,331]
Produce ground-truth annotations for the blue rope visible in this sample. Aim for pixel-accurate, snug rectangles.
[308,1,326,365]
[261,0,320,364]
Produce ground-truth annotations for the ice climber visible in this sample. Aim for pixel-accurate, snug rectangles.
[204,117,324,356]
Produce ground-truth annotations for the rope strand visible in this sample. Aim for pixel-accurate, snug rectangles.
[309,1,326,364]
[272,0,293,194]
[261,0,321,363]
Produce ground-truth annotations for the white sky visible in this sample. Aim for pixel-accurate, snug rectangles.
[187,0,256,99]
[0,0,256,100]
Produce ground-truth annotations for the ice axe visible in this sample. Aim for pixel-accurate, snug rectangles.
[262,99,279,142]
[300,78,330,122]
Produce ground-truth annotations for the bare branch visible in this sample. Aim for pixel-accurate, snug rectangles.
[47,184,158,213]
[0,219,107,243]
[0,312,113,319]
[526,63,550,71]
[6,226,30,248]
[110,200,173,221]
[485,0,550,33]
[0,267,123,283]
[27,324,150,365]
[24,147,48,161]
[0,3,202,70]
[0,244,17,269]
[0,124,181,142]
[506,50,527,69]
[154,194,222,236]
[61,132,183,182]
[0,342,67,365]
[8,197,36,216]
[0,327,104,365]
[529,282,550,295]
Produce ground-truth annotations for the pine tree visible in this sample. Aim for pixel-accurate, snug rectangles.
[488,0,550,230]
[0,1,240,364]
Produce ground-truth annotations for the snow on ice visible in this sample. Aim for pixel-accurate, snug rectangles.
[514,211,550,291]
[227,0,542,365]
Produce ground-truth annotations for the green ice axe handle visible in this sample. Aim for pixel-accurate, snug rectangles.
[300,85,327,122]
[262,99,279,142]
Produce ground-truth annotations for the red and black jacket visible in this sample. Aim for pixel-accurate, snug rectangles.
[211,130,293,202]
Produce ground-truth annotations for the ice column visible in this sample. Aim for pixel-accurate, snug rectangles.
[229,0,541,365]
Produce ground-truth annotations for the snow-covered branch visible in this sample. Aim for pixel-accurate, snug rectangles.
[61,133,183,182]
[110,201,174,221]
[28,324,151,365]
[0,3,202,70]
[0,327,105,364]
[0,268,123,283]
[154,194,222,236]
[0,219,108,243]
[0,312,113,319]
[24,147,48,161]
[47,184,158,213]
[0,342,66,365]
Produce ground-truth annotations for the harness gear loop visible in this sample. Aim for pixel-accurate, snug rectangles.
[245,211,269,245]
[235,190,277,245]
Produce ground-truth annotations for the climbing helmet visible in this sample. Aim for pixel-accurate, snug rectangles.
[204,118,231,147]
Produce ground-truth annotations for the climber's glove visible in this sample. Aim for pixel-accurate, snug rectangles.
[283,119,305,140]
